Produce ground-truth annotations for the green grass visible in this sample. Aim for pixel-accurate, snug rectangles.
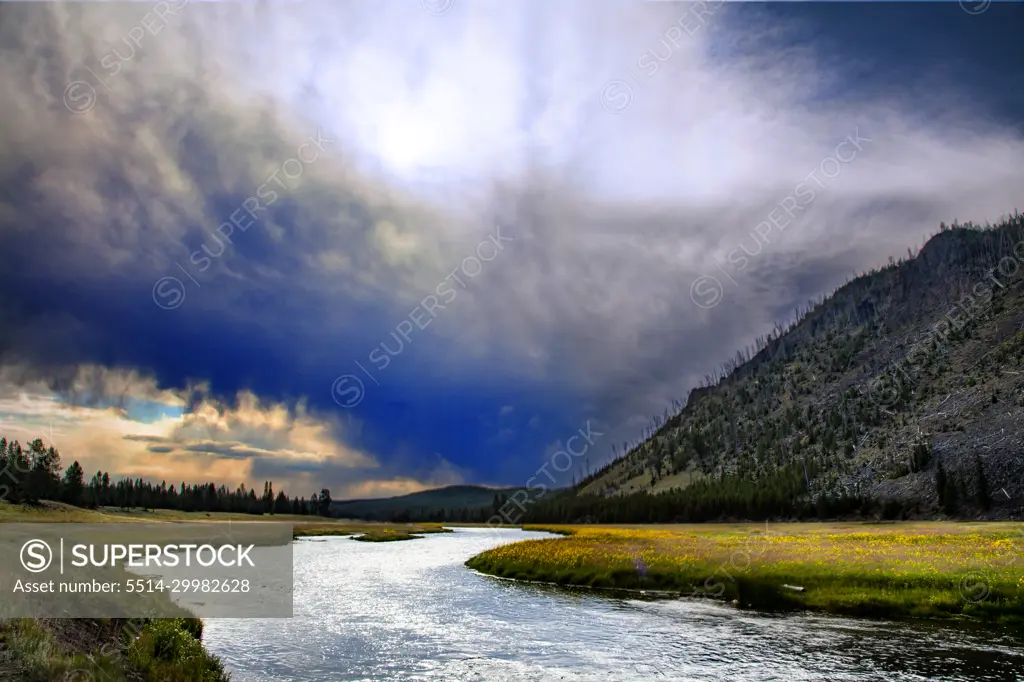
[290,527,358,538]
[0,618,124,681]
[350,527,455,542]
[294,522,452,540]
[127,618,227,682]
[352,531,423,542]
[0,617,227,682]
[466,522,1024,624]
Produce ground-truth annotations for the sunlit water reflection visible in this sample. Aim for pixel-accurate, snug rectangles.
[203,528,1023,681]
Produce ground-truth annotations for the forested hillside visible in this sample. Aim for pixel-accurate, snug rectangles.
[525,214,1024,523]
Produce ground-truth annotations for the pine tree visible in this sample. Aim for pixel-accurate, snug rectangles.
[317,489,332,517]
[62,461,85,506]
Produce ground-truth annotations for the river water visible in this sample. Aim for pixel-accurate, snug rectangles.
[203,527,1023,681]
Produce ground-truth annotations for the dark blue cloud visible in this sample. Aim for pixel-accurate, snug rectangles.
[1,0,1022,494]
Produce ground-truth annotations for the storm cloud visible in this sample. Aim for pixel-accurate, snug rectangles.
[1,0,1022,495]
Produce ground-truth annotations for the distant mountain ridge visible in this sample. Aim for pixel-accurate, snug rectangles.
[524,213,1024,523]
[331,484,526,522]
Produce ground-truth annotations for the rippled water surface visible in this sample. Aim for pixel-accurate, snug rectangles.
[203,528,1023,681]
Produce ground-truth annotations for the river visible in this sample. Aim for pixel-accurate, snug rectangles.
[202,527,1023,681]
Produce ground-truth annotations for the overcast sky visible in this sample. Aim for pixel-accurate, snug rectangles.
[0,0,1022,500]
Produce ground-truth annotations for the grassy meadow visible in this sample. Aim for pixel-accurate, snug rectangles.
[466,522,1024,623]
[0,499,455,541]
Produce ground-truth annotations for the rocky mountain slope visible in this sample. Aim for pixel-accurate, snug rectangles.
[563,214,1024,520]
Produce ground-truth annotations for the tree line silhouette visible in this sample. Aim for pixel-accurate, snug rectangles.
[0,436,333,516]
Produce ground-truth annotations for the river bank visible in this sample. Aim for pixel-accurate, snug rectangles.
[0,614,226,681]
[0,500,451,680]
[204,526,1023,681]
[465,522,1024,624]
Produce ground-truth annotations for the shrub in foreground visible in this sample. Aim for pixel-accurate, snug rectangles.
[127,618,228,682]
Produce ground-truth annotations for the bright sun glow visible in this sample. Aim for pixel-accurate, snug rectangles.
[373,110,439,175]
